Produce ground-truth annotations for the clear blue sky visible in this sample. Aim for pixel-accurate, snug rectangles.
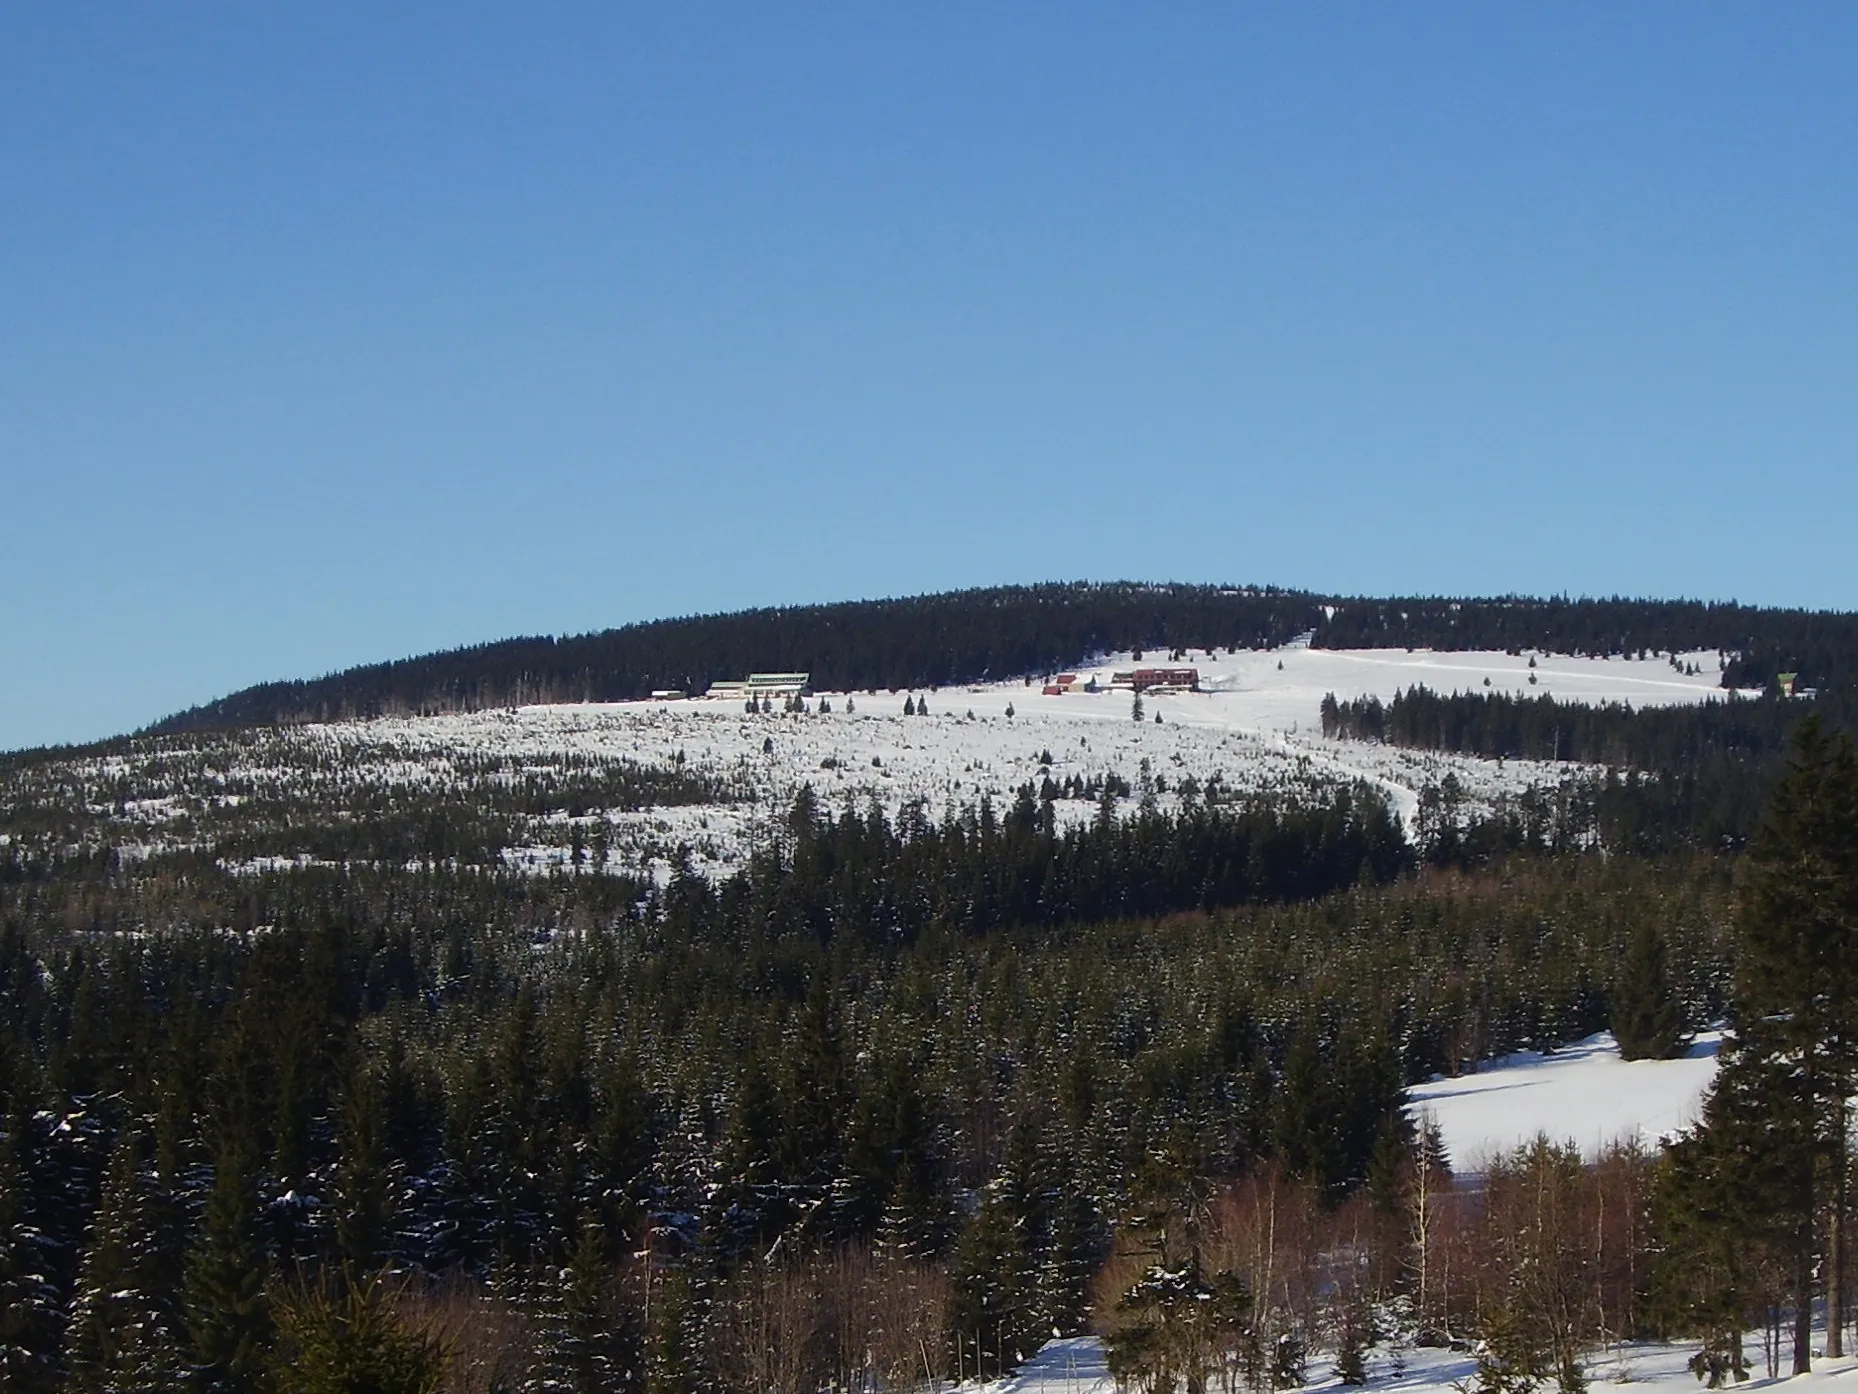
[5,5,1856,749]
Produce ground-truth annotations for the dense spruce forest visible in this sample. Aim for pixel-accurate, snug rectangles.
[0,812,1737,1393]
[6,586,1858,1394]
[145,583,1858,735]
[1321,686,1858,852]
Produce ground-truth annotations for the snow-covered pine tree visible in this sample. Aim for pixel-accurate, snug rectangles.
[182,1139,274,1394]
[0,1085,62,1394]
[522,1223,639,1394]
[66,1124,187,1394]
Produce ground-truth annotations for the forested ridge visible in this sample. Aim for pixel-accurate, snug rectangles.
[140,582,1858,738]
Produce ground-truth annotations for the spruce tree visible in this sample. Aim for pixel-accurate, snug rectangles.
[947,1196,1033,1379]
[268,1270,445,1394]
[523,1222,638,1394]
[0,1085,61,1393]
[1680,715,1858,1372]
[333,1056,395,1274]
[183,1141,274,1393]
[1273,1025,1344,1192]
[67,1125,187,1394]
[641,1265,699,1394]
[1653,1109,1773,1386]
[1099,1197,1249,1394]
[1610,922,1688,1060]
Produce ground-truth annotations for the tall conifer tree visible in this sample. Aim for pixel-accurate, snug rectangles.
[183,1140,273,1393]
[67,1125,186,1394]
[1680,716,1858,1371]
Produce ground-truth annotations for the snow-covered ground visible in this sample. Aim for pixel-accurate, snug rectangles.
[1136,643,1733,729]
[987,1331,1858,1394]
[1408,1030,1723,1169]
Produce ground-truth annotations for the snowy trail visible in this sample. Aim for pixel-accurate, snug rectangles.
[1271,729,1426,828]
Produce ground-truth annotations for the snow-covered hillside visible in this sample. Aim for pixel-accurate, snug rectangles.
[41,646,1744,882]
[307,646,1739,877]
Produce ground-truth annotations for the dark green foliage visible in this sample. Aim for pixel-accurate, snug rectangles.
[1651,1124,1761,1386]
[1272,1023,1408,1200]
[269,1270,446,1394]
[1654,716,1858,1375]
[1718,716,1858,1373]
[947,1190,1038,1380]
[66,1125,187,1393]
[522,1223,640,1394]
[0,1080,64,1393]
[641,1266,700,1394]
[1470,1302,1552,1394]
[1100,1207,1250,1394]
[333,1056,395,1273]
[0,704,1756,1387]
[1323,685,1858,852]
[184,1142,274,1393]
[1610,923,1688,1060]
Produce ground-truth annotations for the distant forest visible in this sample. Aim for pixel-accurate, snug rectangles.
[1320,685,1858,851]
[144,582,1858,737]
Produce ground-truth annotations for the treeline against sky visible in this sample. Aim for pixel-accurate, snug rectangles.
[141,583,1858,737]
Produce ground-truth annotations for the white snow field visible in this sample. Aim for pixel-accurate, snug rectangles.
[1408,1029,1723,1169]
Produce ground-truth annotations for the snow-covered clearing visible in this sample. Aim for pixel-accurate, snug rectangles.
[1408,1030,1722,1169]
